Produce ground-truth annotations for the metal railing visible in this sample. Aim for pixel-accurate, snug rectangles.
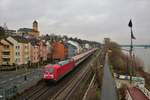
[137,86,150,99]
[125,90,133,100]
[2,49,10,52]
[2,55,10,58]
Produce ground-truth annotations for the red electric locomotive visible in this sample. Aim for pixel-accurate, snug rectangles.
[43,48,96,82]
[43,59,75,82]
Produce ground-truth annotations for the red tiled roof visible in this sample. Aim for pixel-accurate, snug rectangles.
[128,87,149,100]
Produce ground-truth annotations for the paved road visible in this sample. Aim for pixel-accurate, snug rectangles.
[101,53,118,100]
[0,68,42,87]
[0,68,43,99]
[0,69,30,82]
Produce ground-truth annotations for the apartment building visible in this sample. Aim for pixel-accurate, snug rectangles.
[0,39,14,66]
[38,40,48,62]
[30,39,40,64]
[7,36,30,65]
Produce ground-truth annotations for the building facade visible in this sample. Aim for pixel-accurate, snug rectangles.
[0,39,14,66]
[38,40,48,63]
[67,43,77,58]
[46,41,52,61]
[30,43,39,64]
[7,36,30,65]
[51,41,68,60]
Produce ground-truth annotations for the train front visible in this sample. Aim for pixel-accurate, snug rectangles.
[43,64,58,82]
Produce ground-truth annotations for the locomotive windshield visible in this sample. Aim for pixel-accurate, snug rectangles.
[45,64,54,73]
[58,60,69,66]
[47,67,54,73]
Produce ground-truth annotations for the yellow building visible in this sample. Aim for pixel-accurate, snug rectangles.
[17,20,40,38]
[29,20,40,37]
[0,39,14,66]
[7,36,30,65]
[0,42,3,65]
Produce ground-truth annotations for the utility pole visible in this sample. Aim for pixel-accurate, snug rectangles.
[130,31,133,83]
[128,19,136,83]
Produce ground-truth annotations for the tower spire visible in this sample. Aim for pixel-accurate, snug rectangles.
[33,20,38,31]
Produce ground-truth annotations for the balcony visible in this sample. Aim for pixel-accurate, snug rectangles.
[3,49,10,52]
[2,55,10,58]
[2,62,10,65]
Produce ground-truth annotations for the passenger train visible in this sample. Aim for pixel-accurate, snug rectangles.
[43,48,96,82]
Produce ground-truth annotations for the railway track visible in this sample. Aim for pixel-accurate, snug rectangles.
[50,49,103,100]
[15,51,98,100]
[50,60,92,100]
[23,85,49,100]
[15,81,47,100]
[48,51,105,100]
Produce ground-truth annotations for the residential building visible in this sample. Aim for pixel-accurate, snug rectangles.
[68,40,82,54]
[6,36,30,65]
[67,43,77,58]
[30,39,40,64]
[51,41,68,60]
[0,42,3,65]
[38,40,48,62]
[5,30,17,36]
[46,40,52,61]
[0,39,14,66]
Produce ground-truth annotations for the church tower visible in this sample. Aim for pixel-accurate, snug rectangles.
[31,20,40,37]
[33,20,38,31]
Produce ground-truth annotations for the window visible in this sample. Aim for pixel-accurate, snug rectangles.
[58,60,69,66]
[16,52,20,56]
[47,67,54,73]
[25,45,27,48]
[16,46,20,49]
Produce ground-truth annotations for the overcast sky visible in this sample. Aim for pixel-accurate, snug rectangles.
[0,0,150,44]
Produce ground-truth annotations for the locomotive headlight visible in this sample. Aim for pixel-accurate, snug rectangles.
[50,74,54,78]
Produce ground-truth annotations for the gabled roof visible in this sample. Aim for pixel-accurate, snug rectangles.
[0,37,13,46]
[10,36,29,43]
[28,38,40,46]
[18,28,39,33]
[4,39,14,45]
[68,40,80,48]
[18,28,33,33]
[66,43,77,49]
